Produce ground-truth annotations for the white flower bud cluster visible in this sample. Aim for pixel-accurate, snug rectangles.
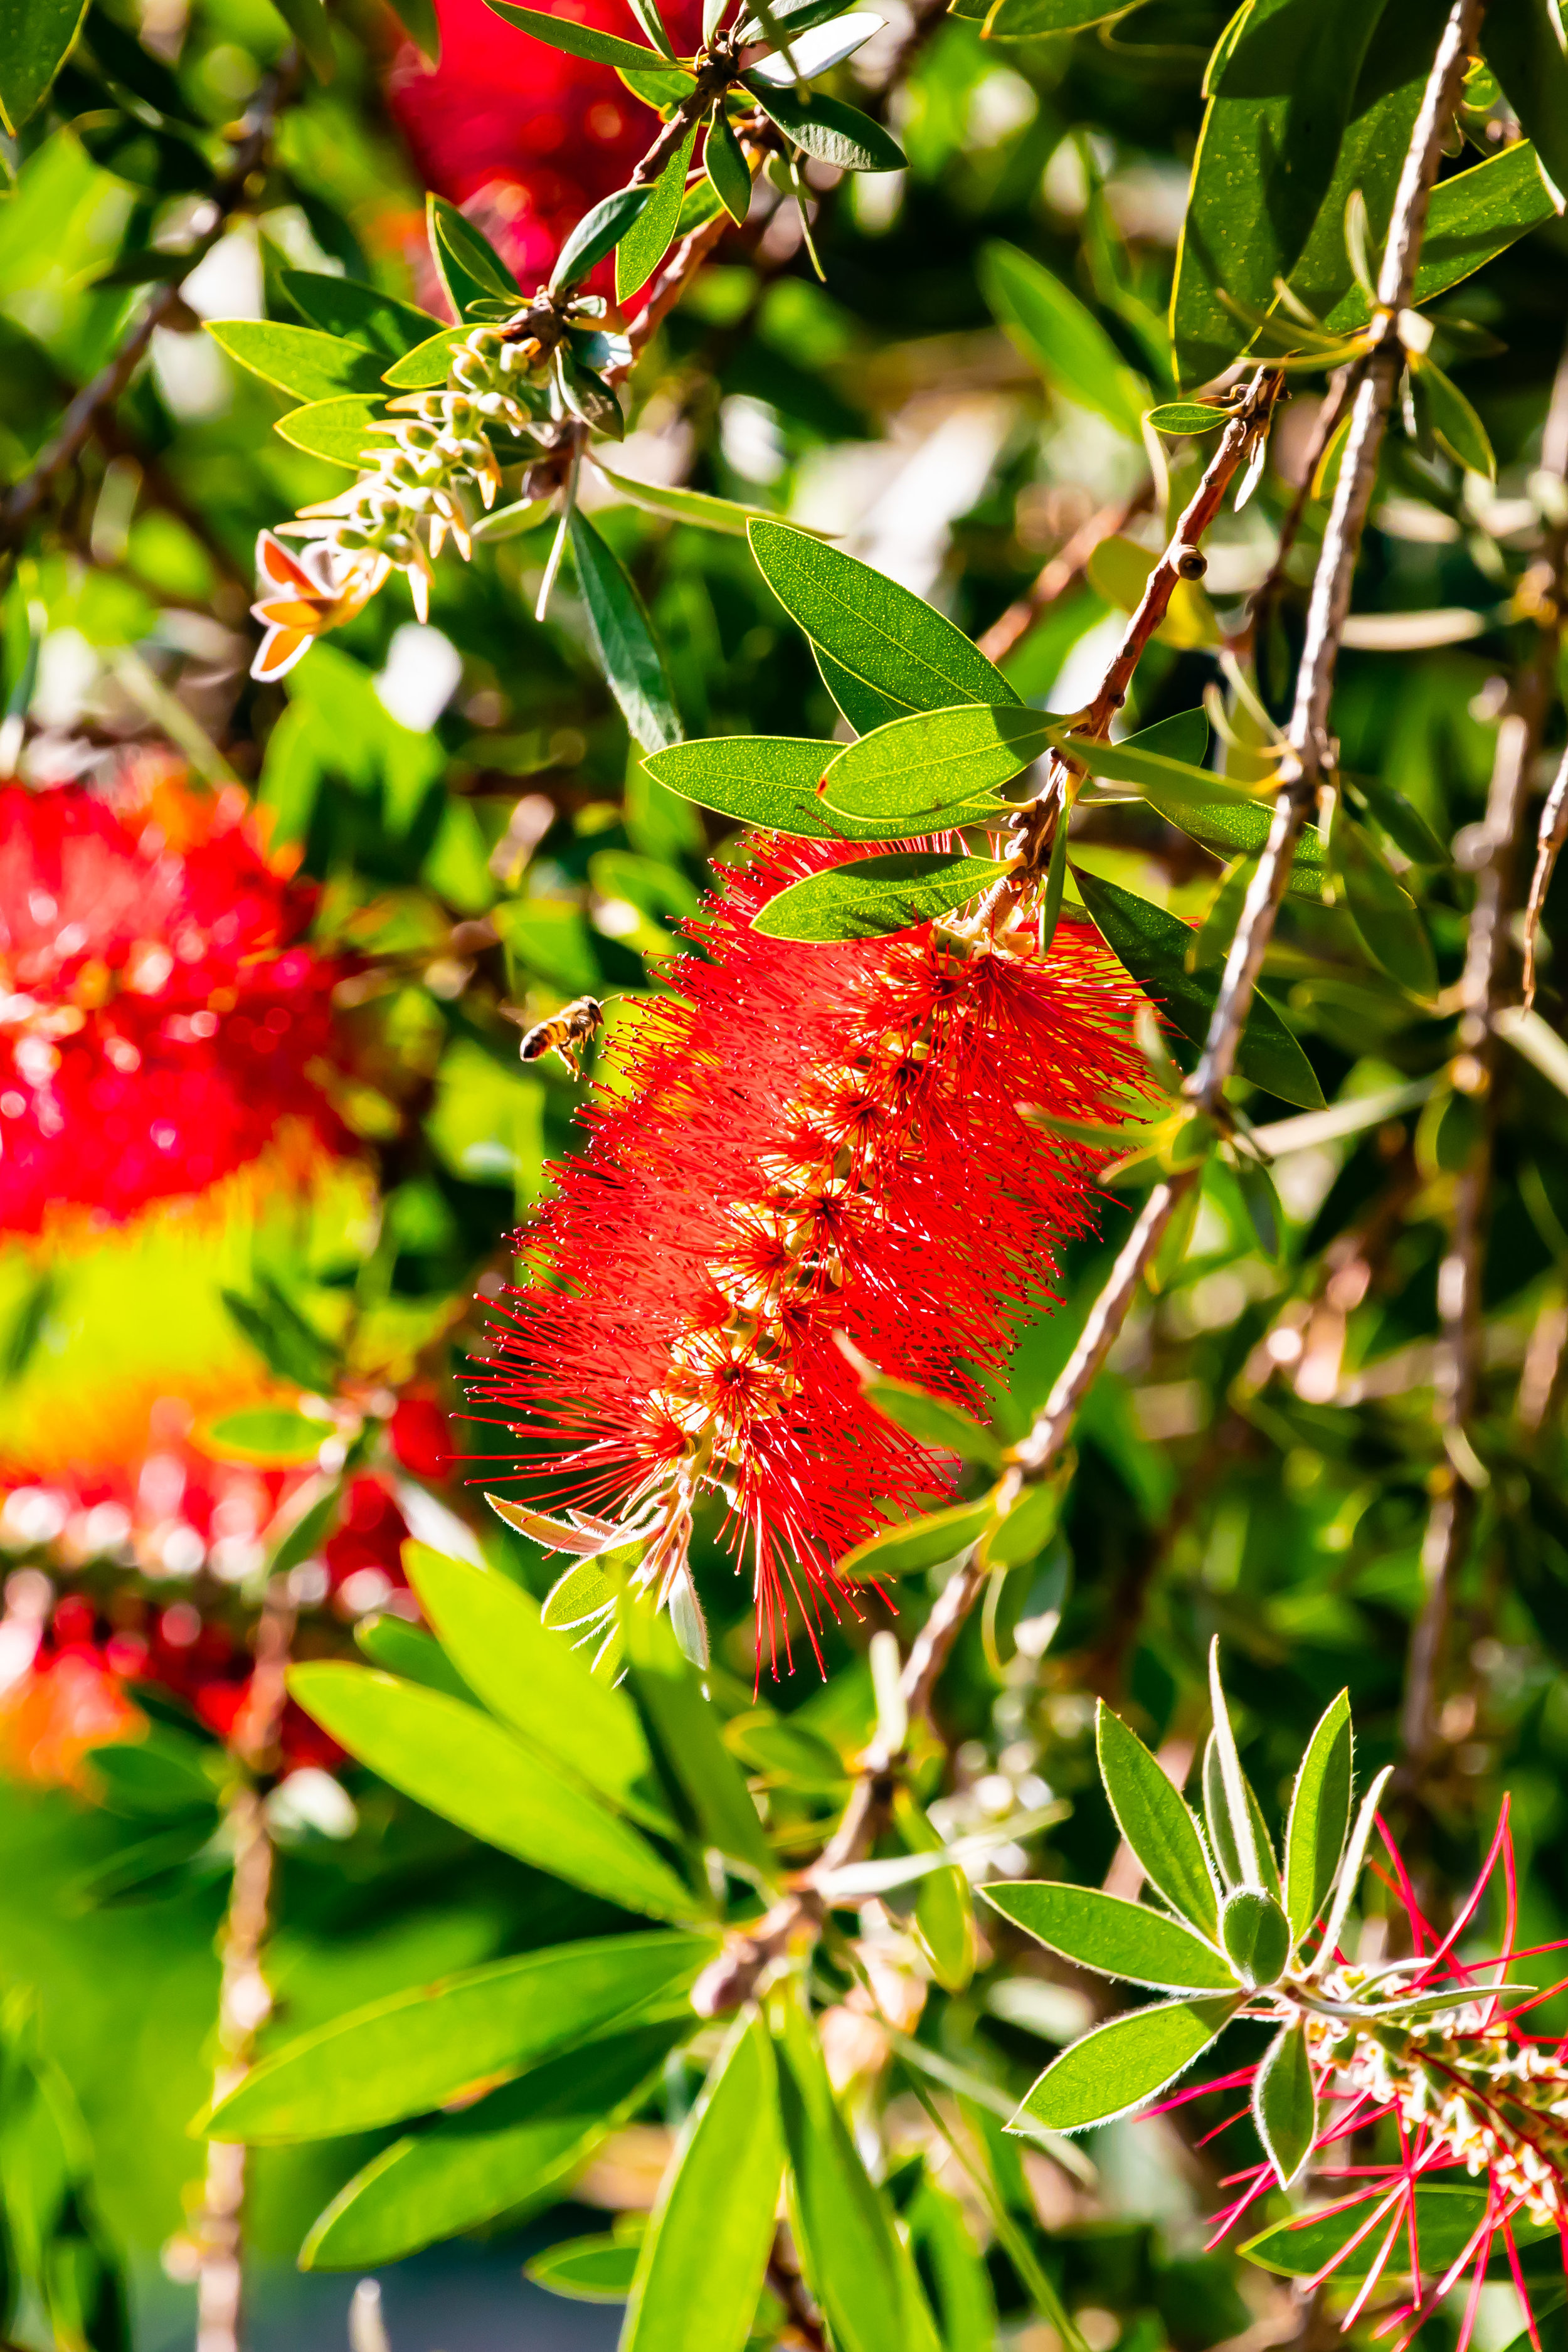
[283,324,550,620]
[1308,1991,1568,2228]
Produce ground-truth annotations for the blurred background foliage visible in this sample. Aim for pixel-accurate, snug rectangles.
[1,0,1567,2343]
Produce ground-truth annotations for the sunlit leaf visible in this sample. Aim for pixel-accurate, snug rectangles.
[984,1882,1236,1992]
[753,851,1015,943]
[1012,1996,1242,2133]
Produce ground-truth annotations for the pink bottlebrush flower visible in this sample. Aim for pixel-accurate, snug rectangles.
[1190,1801,1568,2352]
[471,839,1145,1668]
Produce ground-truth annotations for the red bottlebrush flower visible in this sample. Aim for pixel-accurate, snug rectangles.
[1175,1801,1568,2352]
[472,840,1145,1668]
[0,764,349,1233]
[386,0,704,289]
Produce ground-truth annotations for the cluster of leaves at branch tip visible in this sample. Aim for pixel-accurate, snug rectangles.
[982,1641,1439,2193]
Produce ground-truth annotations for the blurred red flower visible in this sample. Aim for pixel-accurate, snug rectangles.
[0,764,347,1232]
[386,0,704,289]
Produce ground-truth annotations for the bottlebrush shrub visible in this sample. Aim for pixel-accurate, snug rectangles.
[471,839,1143,1671]
[985,1642,1568,2350]
[0,764,347,1231]
[386,0,702,287]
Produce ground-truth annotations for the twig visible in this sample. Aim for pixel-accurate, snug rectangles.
[766,2237,829,2349]
[193,1575,296,2352]
[976,482,1155,667]
[1401,326,1568,1774]
[0,58,297,558]
[1244,361,1361,656]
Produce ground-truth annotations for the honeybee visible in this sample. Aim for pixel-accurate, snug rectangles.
[501,993,605,1076]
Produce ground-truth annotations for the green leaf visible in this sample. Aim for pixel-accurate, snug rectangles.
[775,1991,941,2352]
[1414,356,1496,480]
[1327,800,1436,995]
[568,511,683,753]
[204,320,387,402]
[471,495,555,542]
[1219,1888,1291,1988]
[748,521,1019,719]
[1285,0,1452,326]
[978,1476,1064,1569]
[280,270,440,364]
[622,1602,779,1882]
[1146,401,1229,434]
[197,1407,324,1466]
[1013,1996,1242,2133]
[383,0,440,61]
[753,851,1015,943]
[1347,770,1448,866]
[706,105,753,225]
[273,395,385,468]
[400,1545,671,1832]
[859,1375,1002,1468]
[302,2023,686,2269]
[743,80,904,171]
[287,1664,700,1922]
[1073,868,1324,1109]
[837,1495,999,1581]
[1094,1704,1219,1939]
[382,326,471,388]
[619,58,697,105]
[623,2015,783,2352]
[0,0,90,130]
[617,122,699,302]
[983,1883,1236,1992]
[428,193,521,319]
[1130,709,1211,765]
[1253,2018,1316,2189]
[905,2171,997,2352]
[1054,731,1323,899]
[816,646,913,734]
[1317,1762,1394,1961]
[896,1796,978,1994]
[593,463,787,538]
[1483,1,1568,216]
[980,0,1130,29]
[354,1613,474,1703]
[979,242,1147,440]
[1241,2184,1559,2280]
[644,736,970,840]
[1172,0,1388,386]
[821,704,1050,819]
[529,2235,640,2301]
[551,183,657,292]
[271,0,336,77]
[1323,144,1559,337]
[204,1932,714,2141]
[1283,1688,1352,1943]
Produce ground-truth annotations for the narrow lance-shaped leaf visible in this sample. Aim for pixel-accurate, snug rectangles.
[301,2021,689,2270]
[617,122,699,302]
[1316,1764,1395,1963]
[1095,1702,1220,1939]
[203,1932,716,2141]
[1253,2018,1316,2189]
[1072,869,1325,1111]
[400,1544,672,1832]
[820,704,1049,819]
[622,1601,778,1882]
[705,105,753,225]
[837,1495,1000,1582]
[623,2015,783,2352]
[1327,797,1437,997]
[982,1882,1236,1993]
[568,511,684,753]
[0,0,89,130]
[644,738,989,842]
[204,321,389,402]
[287,1663,700,1922]
[1013,1996,1243,2134]
[1483,0,1568,215]
[551,184,655,294]
[1219,1888,1291,1989]
[753,852,1015,945]
[1207,1642,1263,1886]
[1322,143,1559,337]
[483,0,672,68]
[979,241,1148,441]
[747,520,1020,716]
[1283,1688,1353,1943]
[742,80,905,173]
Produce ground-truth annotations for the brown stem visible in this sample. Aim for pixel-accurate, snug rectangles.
[0,59,297,558]
[193,1577,296,2352]
[976,482,1155,668]
[1244,359,1360,657]
[766,2235,829,2350]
